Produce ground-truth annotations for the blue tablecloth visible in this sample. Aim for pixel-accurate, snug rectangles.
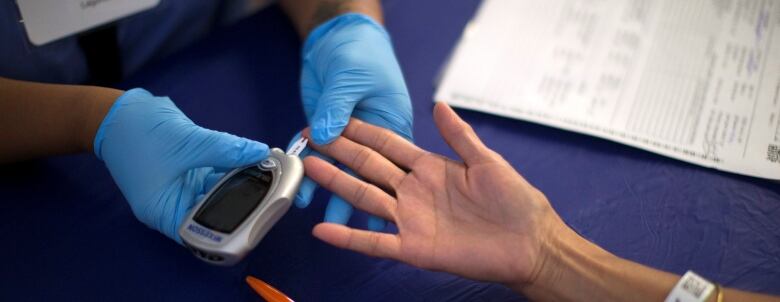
[2,1,778,301]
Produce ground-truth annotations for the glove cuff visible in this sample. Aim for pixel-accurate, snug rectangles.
[93,88,152,160]
[302,13,389,57]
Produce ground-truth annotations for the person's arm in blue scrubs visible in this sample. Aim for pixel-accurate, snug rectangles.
[280,0,413,230]
[302,103,780,302]
[0,77,268,243]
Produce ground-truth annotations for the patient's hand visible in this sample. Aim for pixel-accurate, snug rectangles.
[302,102,566,287]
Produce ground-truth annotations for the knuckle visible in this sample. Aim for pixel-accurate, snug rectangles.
[368,233,381,255]
[388,173,403,189]
[376,130,394,153]
[323,169,339,189]
[344,230,356,249]
[352,148,372,171]
[353,183,370,207]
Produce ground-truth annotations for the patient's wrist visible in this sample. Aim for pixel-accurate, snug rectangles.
[516,220,679,302]
[80,86,123,154]
[512,221,614,301]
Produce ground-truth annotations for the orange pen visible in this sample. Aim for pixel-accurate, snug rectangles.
[245,275,294,302]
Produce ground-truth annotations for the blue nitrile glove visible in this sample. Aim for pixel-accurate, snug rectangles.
[291,13,413,230]
[94,88,269,243]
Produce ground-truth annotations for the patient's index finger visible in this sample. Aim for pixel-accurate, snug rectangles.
[304,128,406,191]
[303,156,397,221]
[342,119,428,169]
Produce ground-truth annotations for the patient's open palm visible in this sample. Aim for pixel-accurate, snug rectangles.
[304,103,561,286]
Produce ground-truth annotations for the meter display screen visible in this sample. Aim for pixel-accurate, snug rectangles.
[194,167,273,233]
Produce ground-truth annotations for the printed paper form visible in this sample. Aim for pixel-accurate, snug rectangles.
[435,0,780,179]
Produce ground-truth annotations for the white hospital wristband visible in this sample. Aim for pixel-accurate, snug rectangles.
[664,271,716,302]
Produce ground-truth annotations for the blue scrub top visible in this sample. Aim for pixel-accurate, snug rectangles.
[0,0,226,84]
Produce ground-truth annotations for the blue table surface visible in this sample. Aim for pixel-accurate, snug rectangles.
[2,1,779,301]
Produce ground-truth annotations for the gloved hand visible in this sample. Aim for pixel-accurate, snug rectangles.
[291,13,413,230]
[94,88,269,243]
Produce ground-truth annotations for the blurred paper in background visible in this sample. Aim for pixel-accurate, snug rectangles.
[436,0,780,180]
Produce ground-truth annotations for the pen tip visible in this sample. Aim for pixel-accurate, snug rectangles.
[245,275,294,302]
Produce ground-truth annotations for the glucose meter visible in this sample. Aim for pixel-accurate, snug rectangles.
[178,138,307,266]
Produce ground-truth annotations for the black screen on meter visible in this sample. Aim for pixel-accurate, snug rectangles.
[194,168,272,233]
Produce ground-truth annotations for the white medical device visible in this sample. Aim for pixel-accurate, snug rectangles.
[178,139,307,266]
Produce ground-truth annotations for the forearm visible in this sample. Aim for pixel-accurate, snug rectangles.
[279,0,383,38]
[0,77,121,163]
[518,223,780,302]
